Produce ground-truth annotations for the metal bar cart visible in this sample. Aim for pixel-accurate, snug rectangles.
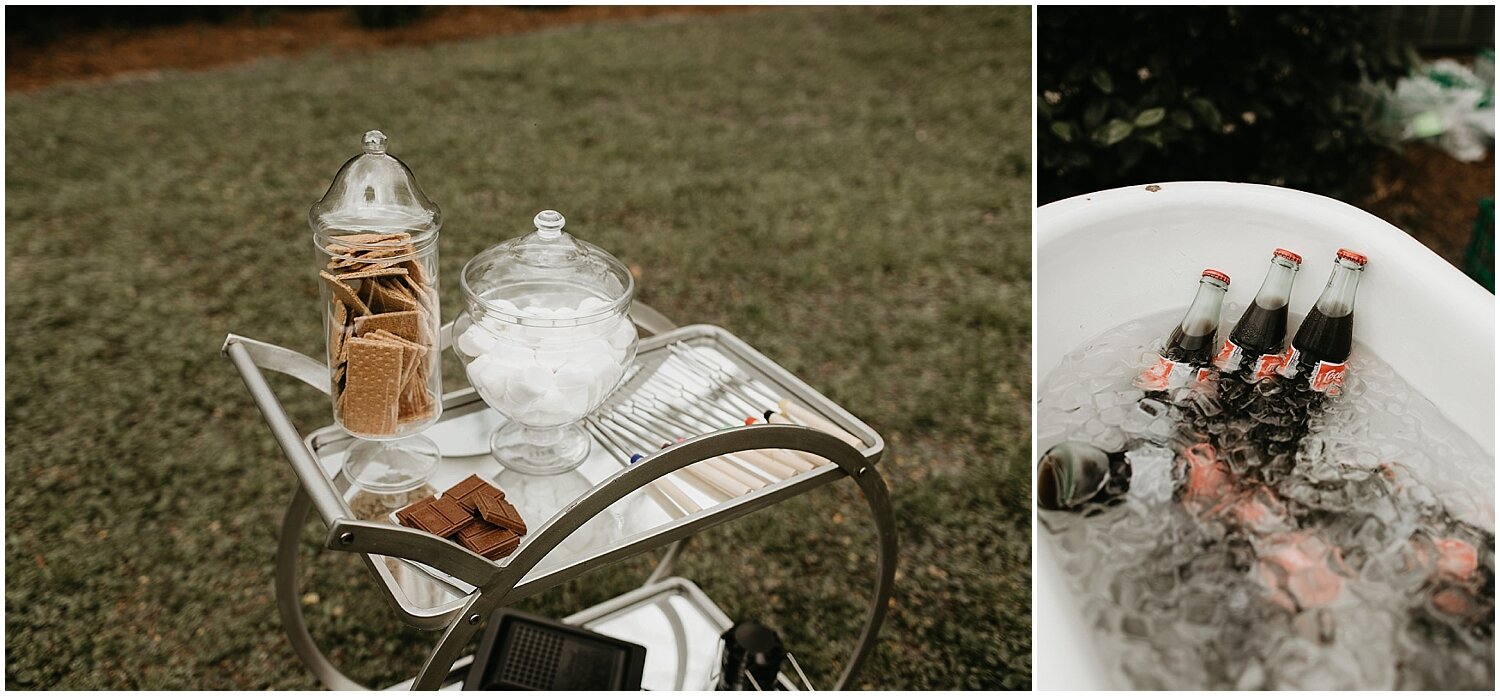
[223,303,897,690]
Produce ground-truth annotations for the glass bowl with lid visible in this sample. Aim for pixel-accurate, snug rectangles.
[455,210,637,475]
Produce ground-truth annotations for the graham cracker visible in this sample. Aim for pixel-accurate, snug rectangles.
[401,275,436,314]
[330,323,347,366]
[362,279,418,313]
[320,271,370,315]
[335,323,355,365]
[326,232,411,248]
[367,329,426,390]
[342,337,406,435]
[402,257,429,286]
[353,310,421,343]
[398,401,435,425]
[336,266,409,283]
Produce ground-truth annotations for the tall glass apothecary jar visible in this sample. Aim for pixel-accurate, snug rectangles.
[311,130,443,453]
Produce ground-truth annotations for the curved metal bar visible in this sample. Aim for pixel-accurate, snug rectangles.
[659,594,691,690]
[327,519,499,589]
[276,487,368,691]
[412,593,490,690]
[222,333,329,394]
[224,337,350,527]
[834,452,897,690]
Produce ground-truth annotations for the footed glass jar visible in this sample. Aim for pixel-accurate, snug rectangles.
[311,130,443,439]
[455,210,637,475]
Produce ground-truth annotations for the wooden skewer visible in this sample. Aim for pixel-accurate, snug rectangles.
[779,398,865,449]
[732,450,801,478]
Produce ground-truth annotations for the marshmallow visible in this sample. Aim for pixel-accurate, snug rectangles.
[465,291,634,426]
[456,325,498,358]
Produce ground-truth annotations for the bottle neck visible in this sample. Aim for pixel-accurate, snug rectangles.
[1314,259,1363,318]
[1252,258,1298,310]
[1179,279,1228,336]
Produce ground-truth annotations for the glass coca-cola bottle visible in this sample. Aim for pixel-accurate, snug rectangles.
[1278,249,1366,396]
[1216,248,1302,379]
[1135,269,1231,395]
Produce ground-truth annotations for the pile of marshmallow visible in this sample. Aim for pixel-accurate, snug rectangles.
[457,295,637,427]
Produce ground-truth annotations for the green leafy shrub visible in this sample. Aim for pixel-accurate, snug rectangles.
[1038,7,1415,203]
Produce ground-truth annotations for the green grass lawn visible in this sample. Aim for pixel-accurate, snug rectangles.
[5,6,1030,689]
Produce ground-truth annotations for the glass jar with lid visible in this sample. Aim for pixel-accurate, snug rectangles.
[311,130,443,439]
[454,210,637,475]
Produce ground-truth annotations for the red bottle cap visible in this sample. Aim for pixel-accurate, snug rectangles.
[1201,268,1231,285]
[1337,248,1367,267]
[1273,248,1302,265]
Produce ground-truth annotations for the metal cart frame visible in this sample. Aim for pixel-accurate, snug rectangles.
[223,303,897,690]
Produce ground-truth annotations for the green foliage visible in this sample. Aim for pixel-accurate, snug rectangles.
[1038,6,1416,203]
[4,6,1030,689]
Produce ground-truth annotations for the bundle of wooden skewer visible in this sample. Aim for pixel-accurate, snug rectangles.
[583,342,865,519]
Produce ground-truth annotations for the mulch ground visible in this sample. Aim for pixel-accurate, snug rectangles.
[5,6,760,93]
[1357,143,1495,272]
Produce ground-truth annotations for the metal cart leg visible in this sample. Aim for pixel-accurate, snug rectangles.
[412,592,502,690]
[277,487,366,691]
[834,463,898,690]
[646,539,689,586]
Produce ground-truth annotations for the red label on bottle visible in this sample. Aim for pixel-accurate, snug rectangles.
[1213,339,1240,371]
[1135,356,1209,390]
[1252,351,1284,381]
[1276,346,1301,378]
[1310,361,1346,395]
[1135,355,1175,391]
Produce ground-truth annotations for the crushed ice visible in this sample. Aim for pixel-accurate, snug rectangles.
[1039,306,1494,690]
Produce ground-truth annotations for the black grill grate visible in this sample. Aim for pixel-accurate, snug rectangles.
[497,623,565,690]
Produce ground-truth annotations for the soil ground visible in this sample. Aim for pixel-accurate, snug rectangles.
[5,6,759,92]
[1358,143,1495,278]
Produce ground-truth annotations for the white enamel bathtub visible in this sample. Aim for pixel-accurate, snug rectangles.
[1034,182,1496,690]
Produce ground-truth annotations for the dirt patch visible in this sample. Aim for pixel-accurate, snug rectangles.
[1357,143,1495,271]
[6,6,762,93]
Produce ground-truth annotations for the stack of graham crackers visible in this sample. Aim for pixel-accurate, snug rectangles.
[322,232,439,436]
[396,474,528,560]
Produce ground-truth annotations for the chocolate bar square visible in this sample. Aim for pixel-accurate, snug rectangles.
[477,493,527,535]
[453,517,490,541]
[459,524,522,560]
[445,474,504,514]
[396,496,470,538]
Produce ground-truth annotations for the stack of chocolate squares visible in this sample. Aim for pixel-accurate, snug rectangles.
[395,474,528,560]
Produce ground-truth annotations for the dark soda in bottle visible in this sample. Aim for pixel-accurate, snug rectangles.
[1215,248,1302,379]
[1135,269,1230,392]
[1277,249,1366,396]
